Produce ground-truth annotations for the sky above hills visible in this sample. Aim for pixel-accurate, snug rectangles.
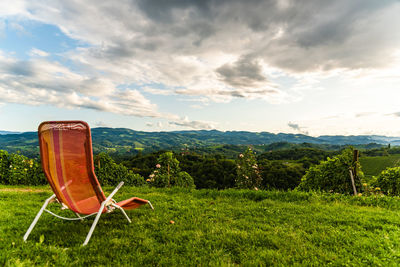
[0,0,399,136]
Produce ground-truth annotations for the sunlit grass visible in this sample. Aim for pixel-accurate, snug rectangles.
[2,186,400,265]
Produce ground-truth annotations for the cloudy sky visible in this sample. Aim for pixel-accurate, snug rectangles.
[0,0,400,136]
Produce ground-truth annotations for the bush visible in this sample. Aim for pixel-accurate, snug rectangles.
[235,147,262,189]
[148,152,195,188]
[94,152,145,186]
[373,167,400,195]
[0,150,45,185]
[297,148,363,194]
[173,171,195,188]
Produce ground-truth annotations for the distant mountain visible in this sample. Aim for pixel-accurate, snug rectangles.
[0,127,398,158]
[0,130,21,135]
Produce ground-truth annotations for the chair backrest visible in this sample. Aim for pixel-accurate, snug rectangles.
[38,121,106,214]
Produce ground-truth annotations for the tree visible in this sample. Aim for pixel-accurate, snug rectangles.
[297,148,363,194]
[235,147,262,189]
[259,159,304,190]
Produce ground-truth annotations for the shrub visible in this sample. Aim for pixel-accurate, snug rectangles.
[148,152,195,188]
[0,150,45,185]
[94,152,145,186]
[373,167,400,195]
[235,147,262,189]
[297,148,363,194]
[173,171,195,189]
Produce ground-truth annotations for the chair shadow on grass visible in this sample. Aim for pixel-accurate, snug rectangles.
[23,210,141,247]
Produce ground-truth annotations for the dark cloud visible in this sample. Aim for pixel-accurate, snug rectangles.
[2,61,35,76]
[216,56,267,88]
[288,122,309,135]
[136,0,212,23]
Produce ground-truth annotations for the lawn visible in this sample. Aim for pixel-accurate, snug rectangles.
[360,154,400,179]
[2,186,400,266]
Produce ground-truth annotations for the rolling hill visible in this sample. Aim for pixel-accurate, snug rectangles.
[0,127,398,157]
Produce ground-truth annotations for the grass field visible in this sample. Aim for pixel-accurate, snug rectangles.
[360,154,400,179]
[2,186,400,265]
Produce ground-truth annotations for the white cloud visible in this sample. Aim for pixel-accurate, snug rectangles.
[169,116,215,130]
[142,87,173,95]
[29,48,49,57]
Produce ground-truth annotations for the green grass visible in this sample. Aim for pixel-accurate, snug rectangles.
[2,186,400,265]
[360,154,400,179]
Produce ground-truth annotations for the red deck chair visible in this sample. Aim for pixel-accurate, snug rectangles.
[23,121,153,246]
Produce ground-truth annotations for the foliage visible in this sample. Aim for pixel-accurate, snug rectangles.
[235,147,262,189]
[147,152,195,188]
[94,152,145,186]
[259,159,305,190]
[297,148,363,194]
[4,186,400,265]
[257,147,335,162]
[177,154,236,189]
[0,150,45,185]
[373,167,400,195]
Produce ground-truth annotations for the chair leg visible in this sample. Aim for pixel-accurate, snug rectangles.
[82,203,106,246]
[23,194,56,242]
[148,201,154,210]
[111,203,131,223]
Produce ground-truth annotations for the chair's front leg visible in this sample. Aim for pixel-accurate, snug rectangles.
[82,181,125,246]
[23,194,56,242]
[82,201,107,246]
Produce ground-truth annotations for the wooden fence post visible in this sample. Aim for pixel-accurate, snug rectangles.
[349,168,358,196]
[349,149,359,196]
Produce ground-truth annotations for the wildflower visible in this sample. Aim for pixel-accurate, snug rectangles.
[239,154,244,158]
[254,187,259,191]
[149,174,155,178]
[24,168,27,171]
[358,193,362,197]
[156,164,161,168]
[252,165,258,169]
[363,183,367,187]
[245,175,249,179]
[375,187,381,191]
[146,179,151,182]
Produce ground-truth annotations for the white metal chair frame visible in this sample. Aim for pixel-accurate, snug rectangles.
[23,181,154,246]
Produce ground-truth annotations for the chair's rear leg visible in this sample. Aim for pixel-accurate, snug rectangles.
[148,201,154,210]
[23,194,56,242]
